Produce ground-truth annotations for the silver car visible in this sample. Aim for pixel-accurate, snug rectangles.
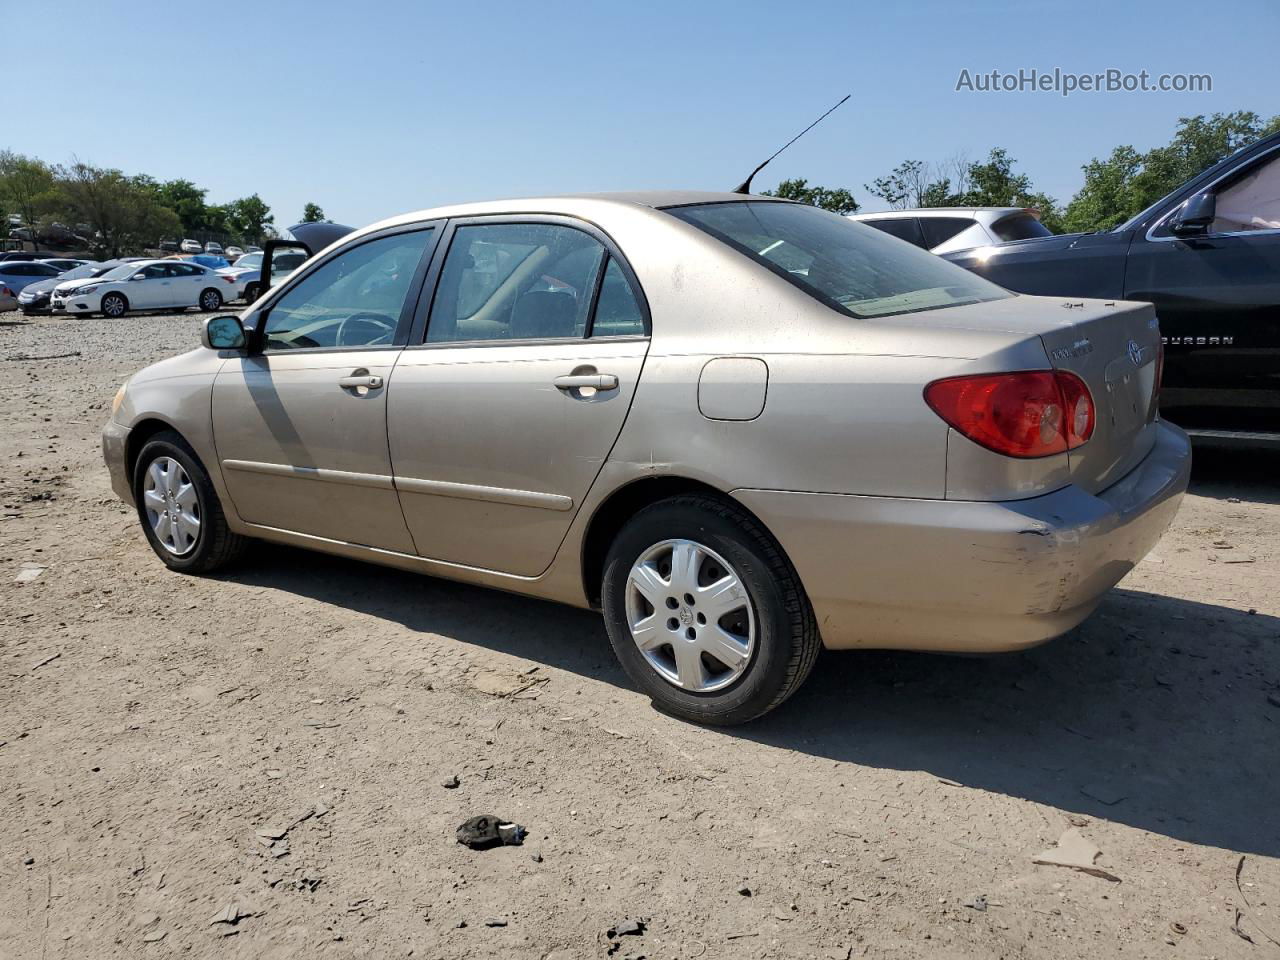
[102,192,1190,724]
[848,207,1053,253]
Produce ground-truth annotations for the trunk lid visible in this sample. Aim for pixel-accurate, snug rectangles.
[1037,299,1161,493]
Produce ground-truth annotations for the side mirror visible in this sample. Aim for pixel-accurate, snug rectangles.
[131,273,146,281]
[202,314,247,351]
[1170,192,1216,237]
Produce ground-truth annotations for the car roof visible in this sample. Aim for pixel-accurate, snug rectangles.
[849,207,1030,220]
[353,190,789,238]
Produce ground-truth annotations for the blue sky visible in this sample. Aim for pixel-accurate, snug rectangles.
[14,0,1278,227]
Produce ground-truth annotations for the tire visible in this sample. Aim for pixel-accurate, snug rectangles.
[100,292,128,318]
[199,288,222,312]
[601,494,820,725]
[243,282,260,304]
[132,430,247,574]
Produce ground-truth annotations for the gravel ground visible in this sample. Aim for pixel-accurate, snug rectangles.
[1,309,1278,960]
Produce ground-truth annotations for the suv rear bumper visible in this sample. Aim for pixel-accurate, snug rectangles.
[734,419,1191,652]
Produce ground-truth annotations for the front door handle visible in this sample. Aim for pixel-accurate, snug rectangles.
[553,373,618,390]
[338,373,383,389]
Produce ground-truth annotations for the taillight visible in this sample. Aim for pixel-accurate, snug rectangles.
[1,286,13,297]
[221,275,235,283]
[924,370,1095,459]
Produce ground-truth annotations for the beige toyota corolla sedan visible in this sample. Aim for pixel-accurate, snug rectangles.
[103,192,1191,724]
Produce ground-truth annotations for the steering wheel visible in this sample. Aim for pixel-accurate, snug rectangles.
[334,312,398,347]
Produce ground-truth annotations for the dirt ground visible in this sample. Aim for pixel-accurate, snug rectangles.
[1,309,1278,960]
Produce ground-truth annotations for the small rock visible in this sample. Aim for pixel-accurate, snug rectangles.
[442,775,460,789]
[531,852,544,863]
[142,930,167,943]
[737,885,752,897]
[23,856,34,866]
[962,895,988,912]
[483,917,507,927]
[608,918,646,938]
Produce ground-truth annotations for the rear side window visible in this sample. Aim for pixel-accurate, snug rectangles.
[991,213,1052,242]
[670,201,1009,318]
[427,222,606,343]
[863,218,926,248]
[591,258,645,336]
[919,217,975,248]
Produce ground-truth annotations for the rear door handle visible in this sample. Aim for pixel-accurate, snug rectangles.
[339,374,383,389]
[553,373,618,390]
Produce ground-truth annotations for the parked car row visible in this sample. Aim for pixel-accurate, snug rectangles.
[51,258,238,317]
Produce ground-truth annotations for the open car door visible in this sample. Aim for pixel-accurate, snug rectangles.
[259,220,356,296]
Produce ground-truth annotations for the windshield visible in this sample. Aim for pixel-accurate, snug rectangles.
[668,201,1009,318]
[235,252,262,270]
[99,263,146,281]
[62,263,100,280]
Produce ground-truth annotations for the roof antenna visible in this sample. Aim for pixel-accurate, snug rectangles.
[732,94,851,195]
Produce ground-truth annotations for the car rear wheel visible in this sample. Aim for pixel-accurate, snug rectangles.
[199,288,222,312]
[243,281,260,304]
[101,292,128,318]
[601,494,820,725]
[133,430,247,574]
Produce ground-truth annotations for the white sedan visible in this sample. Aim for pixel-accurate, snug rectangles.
[53,259,238,318]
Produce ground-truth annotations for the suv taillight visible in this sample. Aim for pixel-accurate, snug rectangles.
[924,370,1095,459]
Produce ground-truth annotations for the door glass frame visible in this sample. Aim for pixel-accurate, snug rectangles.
[247,220,444,355]
[406,214,651,349]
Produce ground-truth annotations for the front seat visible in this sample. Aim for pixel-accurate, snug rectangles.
[510,290,577,339]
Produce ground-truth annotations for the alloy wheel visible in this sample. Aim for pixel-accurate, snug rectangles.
[142,456,201,555]
[201,291,220,310]
[102,295,125,317]
[624,538,755,693]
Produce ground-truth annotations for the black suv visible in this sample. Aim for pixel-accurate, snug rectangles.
[945,132,1280,446]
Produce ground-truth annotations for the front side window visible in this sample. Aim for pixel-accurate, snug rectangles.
[427,222,607,343]
[263,229,434,351]
[1211,152,1280,234]
[140,264,168,279]
[669,201,1009,318]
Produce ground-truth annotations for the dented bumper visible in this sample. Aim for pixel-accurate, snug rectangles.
[733,420,1191,652]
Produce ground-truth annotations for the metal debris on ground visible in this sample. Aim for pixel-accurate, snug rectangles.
[962,894,988,912]
[1032,828,1121,882]
[442,775,460,789]
[456,814,526,849]
[483,917,508,927]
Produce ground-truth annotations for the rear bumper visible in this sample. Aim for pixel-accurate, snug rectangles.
[102,419,134,506]
[734,419,1191,653]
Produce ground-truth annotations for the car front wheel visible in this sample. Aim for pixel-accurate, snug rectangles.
[601,494,820,725]
[133,430,246,573]
[100,292,128,318]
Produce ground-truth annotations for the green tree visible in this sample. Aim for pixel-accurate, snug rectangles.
[760,178,858,214]
[1062,111,1280,233]
[227,194,273,245]
[154,178,209,235]
[301,202,327,223]
[0,151,60,249]
[56,161,181,257]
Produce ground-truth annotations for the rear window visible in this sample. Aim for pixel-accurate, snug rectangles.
[668,201,1009,318]
[991,212,1052,242]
